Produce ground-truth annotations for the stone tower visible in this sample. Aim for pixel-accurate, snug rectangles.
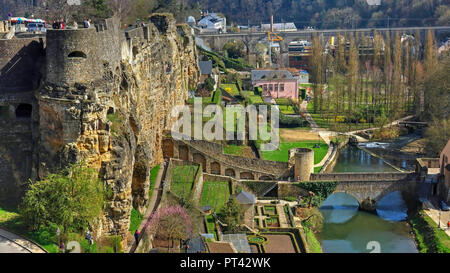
[289,148,314,181]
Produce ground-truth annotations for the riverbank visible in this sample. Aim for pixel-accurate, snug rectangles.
[299,227,323,253]
[408,209,450,253]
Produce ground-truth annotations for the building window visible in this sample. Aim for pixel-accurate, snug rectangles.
[263,84,267,91]
[15,104,32,119]
[280,84,285,92]
[274,84,278,91]
[269,84,273,91]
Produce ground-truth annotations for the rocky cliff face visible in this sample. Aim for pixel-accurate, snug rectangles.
[36,14,198,242]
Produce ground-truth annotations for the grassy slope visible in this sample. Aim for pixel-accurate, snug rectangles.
[220,83,239,96]
[0,207,59,253]
[170,165,199,199]
[200,181,231,213]
[302,228,323,253]
[148,164,161,200]
[204,214,218,240]
[409,210,450,253]
[129,208,143,234]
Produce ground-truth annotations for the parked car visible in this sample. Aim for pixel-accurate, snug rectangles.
[27,23,46,33]
[441,201,450,211]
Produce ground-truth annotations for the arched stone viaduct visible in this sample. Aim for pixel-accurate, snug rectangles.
[164,137,421,211]
[198,26,450,66]
[199,26,450,52]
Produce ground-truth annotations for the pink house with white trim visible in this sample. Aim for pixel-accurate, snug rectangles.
[251,69,299,101]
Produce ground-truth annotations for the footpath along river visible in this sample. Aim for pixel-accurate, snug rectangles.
[318,144,418,253]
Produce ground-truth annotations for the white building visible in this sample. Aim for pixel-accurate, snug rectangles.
[198,12,226,33]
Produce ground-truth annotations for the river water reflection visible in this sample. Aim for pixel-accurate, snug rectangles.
[318,146,418,253]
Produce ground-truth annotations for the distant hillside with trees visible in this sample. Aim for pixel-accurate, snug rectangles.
[2,0,448,28]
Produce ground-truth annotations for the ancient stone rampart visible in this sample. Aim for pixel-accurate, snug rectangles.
[0,14,199,244]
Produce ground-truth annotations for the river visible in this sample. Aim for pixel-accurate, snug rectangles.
[318,144,418,253]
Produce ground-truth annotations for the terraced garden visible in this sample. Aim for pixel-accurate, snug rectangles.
[170,165,199,199]
[200,181,231,213]
[264,217,280,228]
[262,205,277,216]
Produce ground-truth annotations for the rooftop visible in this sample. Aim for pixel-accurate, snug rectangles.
[251,69,297,81]
[206,242,237,253]
[199,60,213,75]
[222,234,252,253]
[235,191,256,205]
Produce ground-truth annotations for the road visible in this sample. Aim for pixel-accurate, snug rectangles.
[0,235,30,253]
[0,229,46,253]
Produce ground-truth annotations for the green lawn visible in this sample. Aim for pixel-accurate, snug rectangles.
[148,164,160,200]
[170,165,199,199]
[220,84,239,96]
[260,140,328,164]
[204,215,218,240]
[200,181,231,213]
[275,98,291,105]
[0,207,59,253]
[410,210,450,253]
[263,205,277,216]
[241,91,254,98]
[302,228,323,253]
[0,207,122,253]
[186,90,222,105]
[129,208,143,234]
[279,105,296,115]
[223,144,248,156]
[247,95,264,104]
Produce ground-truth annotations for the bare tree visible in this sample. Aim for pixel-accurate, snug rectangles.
[107,0,132,22]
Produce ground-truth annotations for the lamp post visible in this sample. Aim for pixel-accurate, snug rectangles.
[438,209,441,228]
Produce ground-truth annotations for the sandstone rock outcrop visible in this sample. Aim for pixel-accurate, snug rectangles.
[34,14,198,241]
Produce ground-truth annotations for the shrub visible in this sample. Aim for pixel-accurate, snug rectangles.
[279,113,307,128]
[100,246,115,253]
[80,240,98,253]
[211,90,222,105]
[20,162,106,233]
[204,76,216,92]
[335,116,345,123]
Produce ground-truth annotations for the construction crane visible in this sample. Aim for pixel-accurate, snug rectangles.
[267,15,283,68]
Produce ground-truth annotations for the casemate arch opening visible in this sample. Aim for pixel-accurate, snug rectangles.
[68,51,87,59]
[15,104,32,119]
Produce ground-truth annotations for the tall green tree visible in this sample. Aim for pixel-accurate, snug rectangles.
[392,32,403,117]
[310,33,324,113]
[219,198,243,232]
[423,52,450,121]
[20,163,106,232]
[424,30,438,75]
